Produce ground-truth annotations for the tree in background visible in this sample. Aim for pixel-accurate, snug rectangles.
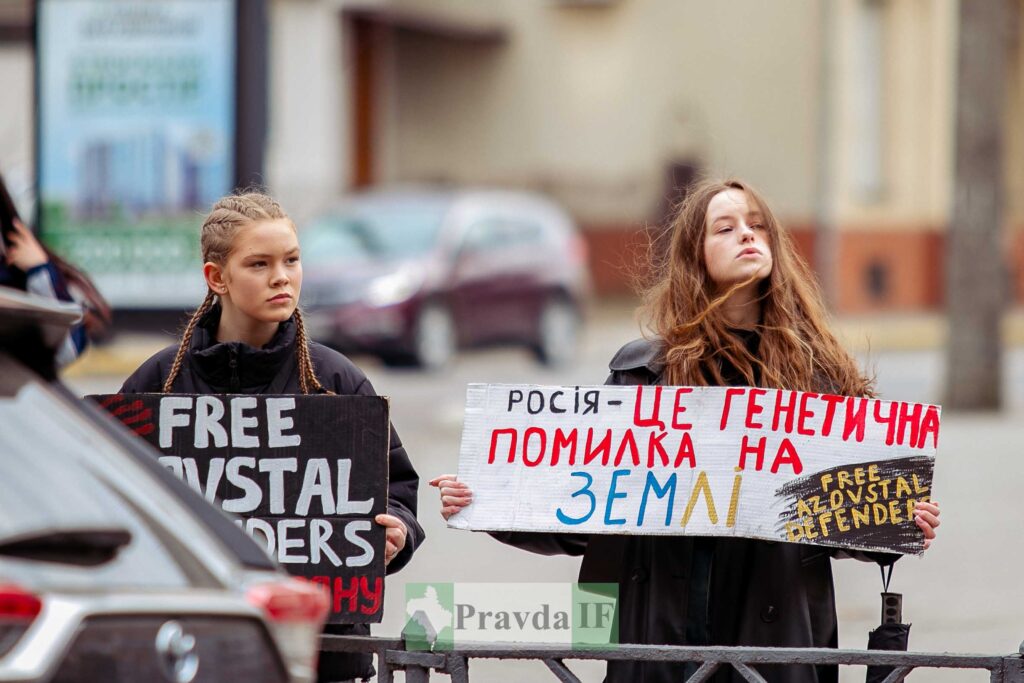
[946,0,1017,411]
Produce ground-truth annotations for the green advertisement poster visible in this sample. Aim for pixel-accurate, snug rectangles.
[36,0,236,307]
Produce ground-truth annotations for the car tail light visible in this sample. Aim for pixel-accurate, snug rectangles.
[247,578,329,682]
[0,584,42,657]
[248,578,330,623]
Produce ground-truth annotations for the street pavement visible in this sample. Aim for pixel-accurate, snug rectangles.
[64,304,1024,682]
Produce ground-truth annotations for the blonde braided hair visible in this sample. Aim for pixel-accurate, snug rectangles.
[162,192,328,394]
[293,309,325,395]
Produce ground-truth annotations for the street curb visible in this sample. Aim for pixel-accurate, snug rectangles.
[63,310,1024,378]
[834,312,1024,353]
[63,335,173,380]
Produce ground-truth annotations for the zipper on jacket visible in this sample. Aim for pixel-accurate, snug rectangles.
[229,349,240,391]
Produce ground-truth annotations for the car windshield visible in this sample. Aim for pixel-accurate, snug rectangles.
[0,356,219,590]
[301,200,449,264]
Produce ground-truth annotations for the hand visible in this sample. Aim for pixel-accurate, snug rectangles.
[375,514,407,566]
[5,219,48,271]
[428,474,473,520]
[913,500,940,551]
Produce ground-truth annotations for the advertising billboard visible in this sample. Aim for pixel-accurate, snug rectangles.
[37,0,236,307]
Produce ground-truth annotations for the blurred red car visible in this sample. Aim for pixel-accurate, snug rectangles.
[299,188,591,369]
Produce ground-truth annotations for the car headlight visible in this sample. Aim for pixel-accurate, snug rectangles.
[364,271,422,307]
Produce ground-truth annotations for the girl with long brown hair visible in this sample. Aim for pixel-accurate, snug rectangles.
[433,178,940,683]
[121,191,423,683]
[644,177,875,395]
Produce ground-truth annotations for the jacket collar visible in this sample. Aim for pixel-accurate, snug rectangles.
[608,338,666,379]
[188,304,297,393]
[610,330,762,384]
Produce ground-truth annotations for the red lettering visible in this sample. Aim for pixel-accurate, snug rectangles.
[647,430,670,467]
[873,401,898,446]
[737,435,766,471]
[98,394,122,409]
[797,392,819,436]
[633,385,665,429]
[917,406,940,449]
[672,388,693,429]
[772,390,797,433]
[552,428,578,466]
[584,428,613,466]
[311,576,380,616]
[360,577,383,616]
[613,429,641,467]
[522,427,547,467]
[120,407,153,425]
[720,388,747,430]
[111,398,144,417]
[897,402,923,447]
[674,432,697,468]
[488,428,518,464]
[745,388,768,429]
[819,394,845,436]
[843,397,867,443]
[333,576,359,614]
[770,438,804,474]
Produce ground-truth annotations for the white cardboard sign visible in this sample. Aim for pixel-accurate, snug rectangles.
[451,384,940,555]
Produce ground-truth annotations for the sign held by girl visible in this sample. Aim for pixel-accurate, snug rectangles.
[450,380,940,555]
[94,392,391,623]
[108,190,421,683]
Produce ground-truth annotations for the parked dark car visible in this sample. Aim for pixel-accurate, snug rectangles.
[0,287,329,683]
[299,188,591,369]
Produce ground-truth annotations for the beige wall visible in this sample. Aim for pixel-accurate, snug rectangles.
[266,0,352,223]
[832,0,956,230]
[1,0,1016,240]
[384,0,823,224]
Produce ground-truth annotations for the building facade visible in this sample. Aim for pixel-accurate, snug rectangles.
[2,0,1021,312]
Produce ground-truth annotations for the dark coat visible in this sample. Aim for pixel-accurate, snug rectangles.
[121,307,424,682]
[492,337,894,683]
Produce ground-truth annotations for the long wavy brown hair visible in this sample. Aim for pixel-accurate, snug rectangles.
[641,178,875,397]
[163,192,328,395]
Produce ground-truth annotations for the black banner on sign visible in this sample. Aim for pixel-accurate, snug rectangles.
[774,456,933,555]
[92,393,389,624]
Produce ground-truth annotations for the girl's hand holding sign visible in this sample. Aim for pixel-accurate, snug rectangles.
[429,474,473,520]
[376,513,408,565]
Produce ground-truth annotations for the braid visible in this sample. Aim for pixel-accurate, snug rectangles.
[179,190,306,393]
[293,309,331,395]
[163,290,216,393]
[201,191,289,265]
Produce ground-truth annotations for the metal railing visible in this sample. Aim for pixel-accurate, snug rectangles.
[320,635,1024,683]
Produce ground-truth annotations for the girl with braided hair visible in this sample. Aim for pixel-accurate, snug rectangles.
[121,191,423,683]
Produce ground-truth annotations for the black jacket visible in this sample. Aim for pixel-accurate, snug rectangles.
[121,307,424,682]
[492,337,894,683]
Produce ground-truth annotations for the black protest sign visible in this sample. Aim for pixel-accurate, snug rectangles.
[93,393,389,624]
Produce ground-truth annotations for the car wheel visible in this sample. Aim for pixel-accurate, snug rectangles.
[534,298,580,367]
[412,304,455,370]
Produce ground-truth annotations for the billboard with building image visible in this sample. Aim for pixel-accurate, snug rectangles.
[36,0,236,307]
